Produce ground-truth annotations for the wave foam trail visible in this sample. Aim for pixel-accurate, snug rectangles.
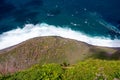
[0,23,120,50]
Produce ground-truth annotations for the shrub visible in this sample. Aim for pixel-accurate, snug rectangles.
[0,59,120,80]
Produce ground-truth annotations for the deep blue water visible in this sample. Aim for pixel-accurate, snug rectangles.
[0,0,120,39]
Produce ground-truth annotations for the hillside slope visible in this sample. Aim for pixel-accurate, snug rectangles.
[0,36,119,74]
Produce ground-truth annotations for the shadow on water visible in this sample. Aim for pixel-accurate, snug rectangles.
[0,0,15,19]
[8,0,44,26]
[46,8,61,16]
[25,0,43,7]
[0,0,4,4]
[14,9,39,24]
[0,25,15,34]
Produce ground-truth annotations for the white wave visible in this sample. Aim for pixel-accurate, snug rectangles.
[0,23,120,50]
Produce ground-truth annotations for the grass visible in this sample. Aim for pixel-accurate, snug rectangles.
[0,59,120,80]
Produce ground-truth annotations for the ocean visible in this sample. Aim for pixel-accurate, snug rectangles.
[0,0,120,50]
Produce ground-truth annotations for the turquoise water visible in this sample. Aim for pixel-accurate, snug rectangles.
[0,0,120,49]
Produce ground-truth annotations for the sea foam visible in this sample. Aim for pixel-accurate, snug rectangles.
[0,23,120,50]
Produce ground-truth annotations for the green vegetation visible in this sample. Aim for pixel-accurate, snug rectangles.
[0,59,120,80]
[63,59,120,80]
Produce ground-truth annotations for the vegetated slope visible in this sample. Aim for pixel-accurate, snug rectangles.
[0,36,119,74]
[1,59,120,80]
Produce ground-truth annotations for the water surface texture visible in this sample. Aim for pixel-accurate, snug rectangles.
[0,0,120,49]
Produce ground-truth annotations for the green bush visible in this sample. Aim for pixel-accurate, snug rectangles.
[0,59,120,80]
[63,59,120,80]
[0,64,63,80]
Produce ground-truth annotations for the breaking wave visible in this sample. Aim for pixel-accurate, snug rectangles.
[0,23,120,50]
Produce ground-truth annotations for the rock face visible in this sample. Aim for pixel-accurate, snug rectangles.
[0,36,119,74]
